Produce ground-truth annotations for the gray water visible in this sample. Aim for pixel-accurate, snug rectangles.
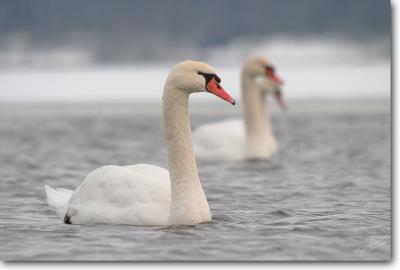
[0,100,391,261]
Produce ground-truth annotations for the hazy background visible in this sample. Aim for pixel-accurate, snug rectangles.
[0,0,391,102]
[0,1,392,261]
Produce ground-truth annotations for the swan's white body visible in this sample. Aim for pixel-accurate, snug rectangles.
[46,164,170,225]
[45,60,235,226]
[194,57,283,161]
[193,118,277,161]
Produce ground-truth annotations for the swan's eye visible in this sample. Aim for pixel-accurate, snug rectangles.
[265,65,275,72]
[197,71,203,75]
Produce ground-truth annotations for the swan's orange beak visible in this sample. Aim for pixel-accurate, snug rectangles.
[206,77,235,105]
[266,69,284,85]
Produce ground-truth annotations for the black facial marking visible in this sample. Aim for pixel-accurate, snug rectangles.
[197,71,221,85]
[265,65,275,72]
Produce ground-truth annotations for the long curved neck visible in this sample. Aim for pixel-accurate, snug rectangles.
[162,81,211,225]
[241,70,273,159]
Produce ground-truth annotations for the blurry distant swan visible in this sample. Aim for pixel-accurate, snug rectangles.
[193,57,285,160]
[45,60,235,226]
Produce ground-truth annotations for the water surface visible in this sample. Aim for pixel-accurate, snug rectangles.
[0,100,391,261]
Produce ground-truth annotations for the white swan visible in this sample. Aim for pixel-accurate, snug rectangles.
[193,57,285,160]
[45,60,235,226]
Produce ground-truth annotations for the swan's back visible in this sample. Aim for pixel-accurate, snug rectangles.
[47,164,171,225]
[193,118,278,160]
[193,119,245,161]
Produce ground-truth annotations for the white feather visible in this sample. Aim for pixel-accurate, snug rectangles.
[193,119,246,161]
[54,164,171,225]
[193,118,278,161]
[45,185,73,219]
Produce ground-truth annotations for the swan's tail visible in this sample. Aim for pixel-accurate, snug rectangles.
[45,185,73,219]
